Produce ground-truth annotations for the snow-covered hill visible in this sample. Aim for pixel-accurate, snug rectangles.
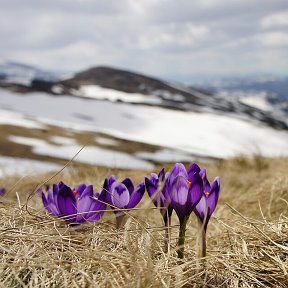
[0,62,288,173]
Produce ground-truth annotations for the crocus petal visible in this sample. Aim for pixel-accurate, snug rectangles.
[194,195,207,222]
[57,184,77,221]
[74,184,87,198]
[47,188,61,216]
[42,191,53,214]
[187,173,203,208]
[158,168,165,181]
[101,178,112,205]
[149,173,159,186]
[111,183,130,209]
[40,188,60,216]
[75,185,94,222]
[86,198,106,221]
[145,177,167,208]
[187,163,201,179]
[47,188,54,204]
[127,182,145,209]
[170,176,190,221]
[170,163,188,181]
[199,169,211,192]
[206,177,220,217]
[108,175,117,190]
[145,177,157,198]
[171,176,189,205]
[122,178,134,195]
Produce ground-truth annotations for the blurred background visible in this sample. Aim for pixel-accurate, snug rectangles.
[0,0,288,176]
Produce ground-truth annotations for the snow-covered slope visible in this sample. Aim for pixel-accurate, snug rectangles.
[1,88,288,159]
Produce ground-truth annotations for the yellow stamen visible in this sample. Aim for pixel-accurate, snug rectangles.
[186,180,191,187]
[205,191,209,198]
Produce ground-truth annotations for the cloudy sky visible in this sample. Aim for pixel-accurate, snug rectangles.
[1,0,288,81]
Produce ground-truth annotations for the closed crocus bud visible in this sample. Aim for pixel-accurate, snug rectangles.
[194,170,220,232]
[145,168,173,253]
[41,181,106,224]
[145,168,173,218]
[194,168,220,260]
[102,176,145,228]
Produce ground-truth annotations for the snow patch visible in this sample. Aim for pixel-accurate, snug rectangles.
[95,137,119,146]
[8,136,153,170]
[136,149,193,163]
[76,85,162,104]
[0,110,45,129]
[0,156,62,178]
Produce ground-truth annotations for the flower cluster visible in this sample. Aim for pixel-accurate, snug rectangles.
[146,163,220,257]
[39,162,220,258]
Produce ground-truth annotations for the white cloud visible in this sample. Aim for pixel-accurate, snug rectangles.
[260,11,288,28]
[256,31,288,46]
[137,23,209,49]
[0,0,287,79]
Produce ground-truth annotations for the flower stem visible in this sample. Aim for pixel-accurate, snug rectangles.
[163,210,171,253]
[115,213,125,229]
[198,219,207,265]
[177,216,189,259]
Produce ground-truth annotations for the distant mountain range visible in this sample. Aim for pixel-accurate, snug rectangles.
[0,60,287,130]
[193,76,288,114]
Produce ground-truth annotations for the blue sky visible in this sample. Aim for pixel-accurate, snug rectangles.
[1,0,288,81]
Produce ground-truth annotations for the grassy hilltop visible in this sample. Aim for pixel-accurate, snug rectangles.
[0,156,288,287]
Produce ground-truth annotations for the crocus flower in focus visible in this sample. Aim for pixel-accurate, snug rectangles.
[0,187,6,196]
[194,169,220,258]
[103,176,145,228]
[41,181,106,224]
[166,163,203,258]
[145,168,173,252]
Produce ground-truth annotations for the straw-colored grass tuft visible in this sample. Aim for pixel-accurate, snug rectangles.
[0,156,288,287]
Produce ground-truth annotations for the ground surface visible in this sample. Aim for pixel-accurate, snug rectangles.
[0,156,288,287]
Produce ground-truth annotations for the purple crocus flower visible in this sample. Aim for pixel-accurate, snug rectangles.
[145,168,173,253]
[167,163,203,222]
[103,175,145,228]
[165,162,203,258]
[194,168,220,259]
[145,168,173,220]
[194,169,220,232]
[0,187,6,196]
[41,181,106,224]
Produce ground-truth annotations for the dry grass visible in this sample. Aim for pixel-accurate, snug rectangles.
[0,156,288,287]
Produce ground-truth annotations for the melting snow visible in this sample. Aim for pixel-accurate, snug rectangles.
[1,88,288,160]
[8,136,153,170]
[95,137,119,146]
[0,156,62,178]
[76,85,162,104]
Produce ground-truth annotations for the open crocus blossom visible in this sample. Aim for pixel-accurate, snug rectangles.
[166,163,203,258]
[41,181,106,224]
[194,169,220,258]
[145,168,173,252]
[103,176,145,228]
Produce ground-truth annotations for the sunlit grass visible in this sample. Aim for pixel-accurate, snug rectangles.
[0,156,288,287]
